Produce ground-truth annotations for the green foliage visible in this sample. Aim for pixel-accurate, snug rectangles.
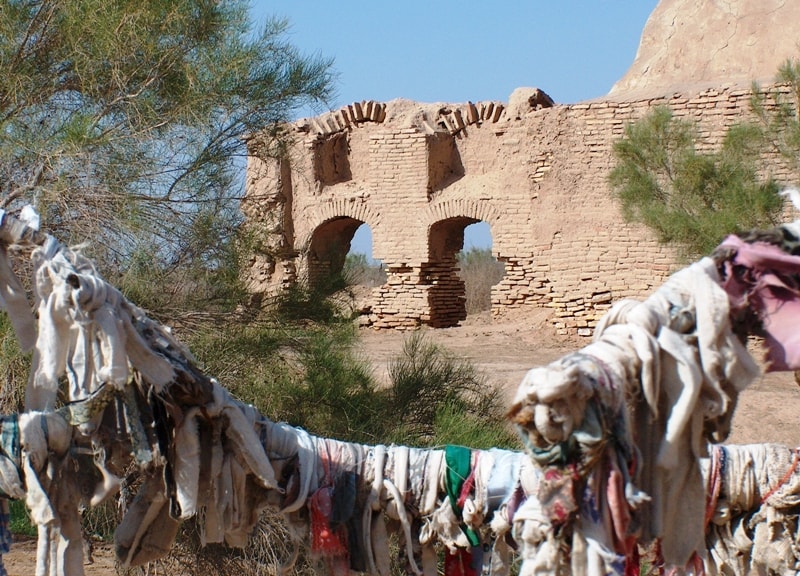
[609,105,783,260]
[273,279,354,325]
[457,247,505,315]
[0,0,334,316]
[433,403,518,450]
[279,327,382,442]
[9,499,35,537]
[187,314,514,449]
[187,314,381,442]
[184,316,296,409]
[385,331,516,448]
[0,313,30,414]
[750,58,800,179]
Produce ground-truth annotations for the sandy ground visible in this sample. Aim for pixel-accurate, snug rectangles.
[6,310,800,573]
[4,537,117,575]
[353,309,800,447]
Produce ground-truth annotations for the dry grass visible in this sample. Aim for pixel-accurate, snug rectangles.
[458,248,505,315]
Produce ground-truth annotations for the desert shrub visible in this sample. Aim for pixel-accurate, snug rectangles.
[457,248,505,315]
[190,313,513,450]
[9,499,35,537]
[81,499,119,542]
[272,280,351,325]
[186,317,299,413]
[751,58,800,180]
[188,312,389,445]
[193,317,514,447]
[433,403,518,450]
[384,331,516,448]
[609,105,783,260]
[269,326,384,443]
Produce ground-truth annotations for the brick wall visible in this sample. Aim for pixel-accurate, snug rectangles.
[243,85,795,335]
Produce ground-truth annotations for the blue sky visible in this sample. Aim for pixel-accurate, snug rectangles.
[249,1,660,256]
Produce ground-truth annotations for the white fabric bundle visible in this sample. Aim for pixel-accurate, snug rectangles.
[509,257,762,573]
[18,411,83,576]
[703,443,800,575]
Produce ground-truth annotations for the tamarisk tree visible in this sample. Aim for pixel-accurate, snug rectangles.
[0,0,333,311]
[751,59,800,179]
[609,105,784,261]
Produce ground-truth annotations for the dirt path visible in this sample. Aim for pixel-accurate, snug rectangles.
[6,311,800,573]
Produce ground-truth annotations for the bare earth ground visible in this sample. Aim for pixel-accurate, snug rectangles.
[6,310,800,573]
[353,309,800,447]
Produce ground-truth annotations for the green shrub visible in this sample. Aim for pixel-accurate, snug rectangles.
[433,403,518,450]
[0,314,30,415]
[384,331,516,448]
[186,317,298,413]
[275,326,383,443]
[9,499,35,537]
[272,280,353,325]
[187,315,514,450]
[609,105,783,260]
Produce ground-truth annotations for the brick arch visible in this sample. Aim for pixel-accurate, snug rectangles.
[423,198,500,227]
[301,199,382,249]
[423,198,502,233]
[419,199,506,327]
[299,199,384,289]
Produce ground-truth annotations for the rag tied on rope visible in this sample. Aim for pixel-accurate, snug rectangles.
[0,206,798,575]
[702,442,800,575]
[508,213,800,575]
[0,207,553,576]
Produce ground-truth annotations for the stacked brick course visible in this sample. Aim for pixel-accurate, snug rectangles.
[243,85,795,336]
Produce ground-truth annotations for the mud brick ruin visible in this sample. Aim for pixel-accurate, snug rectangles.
[242,0,800,335]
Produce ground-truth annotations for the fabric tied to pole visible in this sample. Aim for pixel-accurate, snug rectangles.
[445,445,480,547]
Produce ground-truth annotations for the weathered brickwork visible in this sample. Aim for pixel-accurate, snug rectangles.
[243,85,795,335]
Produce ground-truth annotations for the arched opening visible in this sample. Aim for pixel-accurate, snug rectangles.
[459,221,505,315]
[425,216,479,327]
[425,219,505,327]
[343,223,386,288]
[307,218,385,295]
[307,216,363,292]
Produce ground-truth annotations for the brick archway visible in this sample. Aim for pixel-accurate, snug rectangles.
[423,198,501,234]
[303,199,383,246]
[424,217,477,326]
[422,200,504,325]
[306,216,363,289]
[302,200,382,288]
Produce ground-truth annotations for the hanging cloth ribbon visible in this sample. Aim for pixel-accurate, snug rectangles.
[445,445,481,547]
[309,439,349,576]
